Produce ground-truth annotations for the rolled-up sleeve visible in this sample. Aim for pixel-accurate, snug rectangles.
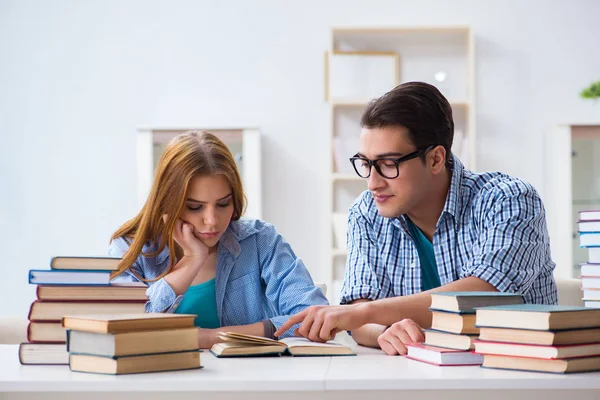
[258,224,329,338]
[108,238,182,313]
[340,208,383,305]
[461,181,555,298]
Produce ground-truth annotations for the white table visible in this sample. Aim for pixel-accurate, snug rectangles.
[2,344,600,400]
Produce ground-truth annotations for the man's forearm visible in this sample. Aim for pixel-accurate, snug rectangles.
[350,323,388,348]
[363,277,497,328]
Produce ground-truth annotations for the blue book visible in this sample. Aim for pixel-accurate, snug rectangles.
[475,304,600,331]
[429,291,523,313]
[580,232,600,248]
[28,269,111,286]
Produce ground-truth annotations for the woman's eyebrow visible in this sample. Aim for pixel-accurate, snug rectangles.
[186,193,232,203]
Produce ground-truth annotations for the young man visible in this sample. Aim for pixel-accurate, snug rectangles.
[276,82,557,355]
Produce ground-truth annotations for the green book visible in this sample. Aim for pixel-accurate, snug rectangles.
[429,291,523,313]
[475,304,600,331]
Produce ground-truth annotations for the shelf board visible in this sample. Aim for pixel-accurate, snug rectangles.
[332,173,364,182]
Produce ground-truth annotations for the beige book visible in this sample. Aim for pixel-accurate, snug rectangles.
[478,327,600,346]
[424,329,477,350]
[69,350,201,375]
[62,313,196,333]
[482,354,600,373]
[67,328,199,356]
[210,332,355,357]
[431,311,478,334]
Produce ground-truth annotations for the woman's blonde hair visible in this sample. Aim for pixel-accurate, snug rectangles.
[110,131,246,281]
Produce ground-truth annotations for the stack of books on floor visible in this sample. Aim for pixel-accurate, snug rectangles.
[406,292,523,366]
[474,304,600,373]
[578,209,600,308]
[63,313,201,374]
[19,256,147,365]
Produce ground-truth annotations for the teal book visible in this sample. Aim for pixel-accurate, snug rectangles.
[429,291,523,313]
[476,304,600,331]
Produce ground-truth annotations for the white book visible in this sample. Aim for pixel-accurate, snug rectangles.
[579,220,600,233]
[582,289,600,300]
[590,248,600,264]
[584,301,600,309]
[580,233,600,248]
[581,264,600,277]
[580,210,600,221]
[582,277,600,289]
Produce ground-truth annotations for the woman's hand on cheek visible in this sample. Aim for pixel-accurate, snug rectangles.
[163,215,210,264]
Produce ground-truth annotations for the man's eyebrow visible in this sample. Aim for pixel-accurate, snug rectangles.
[186,193,233,203]
[355,152,404,158]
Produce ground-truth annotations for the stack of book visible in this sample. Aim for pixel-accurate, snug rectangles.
[578,209,600,308]
[406,292,523,366]
[474,304,600,373]
[63,313,201,374]
[19,256,147,365]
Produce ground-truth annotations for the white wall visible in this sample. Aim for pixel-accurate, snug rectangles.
[1,0,599,317]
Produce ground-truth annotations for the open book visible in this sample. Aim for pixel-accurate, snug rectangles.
[210,332,355,357]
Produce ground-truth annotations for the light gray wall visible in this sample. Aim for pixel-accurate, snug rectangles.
[1,0,599,317]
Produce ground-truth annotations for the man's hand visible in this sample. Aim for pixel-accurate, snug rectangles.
[274,304,370,342]
[377,319,424,355]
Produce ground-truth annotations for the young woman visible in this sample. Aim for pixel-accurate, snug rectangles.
[108,131,327,348]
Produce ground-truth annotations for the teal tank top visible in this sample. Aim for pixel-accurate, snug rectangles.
[174,278,221,328]
[406,218,442,291]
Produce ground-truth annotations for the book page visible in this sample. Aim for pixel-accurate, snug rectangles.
[280,337,346,348]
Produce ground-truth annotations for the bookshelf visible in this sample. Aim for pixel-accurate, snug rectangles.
[325,26,476,303]
[545,124,600,279]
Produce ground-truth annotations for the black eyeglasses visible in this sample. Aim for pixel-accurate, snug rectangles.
[349,145,437,179]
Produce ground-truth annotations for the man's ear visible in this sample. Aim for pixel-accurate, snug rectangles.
[430,146,446,174]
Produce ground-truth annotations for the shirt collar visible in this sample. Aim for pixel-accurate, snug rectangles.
[218,219,260,257]
[441,155,464,219]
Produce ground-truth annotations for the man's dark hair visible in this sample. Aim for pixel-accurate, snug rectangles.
[361,81,454,167]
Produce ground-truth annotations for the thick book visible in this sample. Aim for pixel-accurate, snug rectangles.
[583,288,600,300]
[29,269,111,286]
[578,220,600,233]
[18,343,68,365]
[67,328,198,357]
[28,321,66,343]
[210,332,355,357]
[590,248,600,264]
[37,284,147,301]
[581,264,600,277]
[430,292,523,313]
[579,210,600,221]
[69,350,201,375]
[405,343,483,366]
[28,301,146,322]
[475,304,600,331]
[478,327,600,346]
[585,301,600,309]
[582,277,600,289]
[51,256,121,271]
[431,310,478,334]
[580,232,600,248]
[474,340,600,359]
[62,313,196,334]
[424,329,477,350]
[481,354,600,374]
